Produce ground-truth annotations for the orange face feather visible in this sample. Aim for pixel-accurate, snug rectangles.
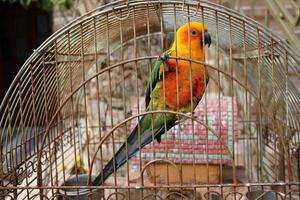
[170,21,208,60]
[161,22,209,110]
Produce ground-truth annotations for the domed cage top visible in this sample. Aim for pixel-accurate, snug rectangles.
[1,0,300,199]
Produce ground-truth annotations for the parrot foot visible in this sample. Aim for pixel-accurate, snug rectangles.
[159,52,170,62]
[187,112,198,119]
[158,53,170,80]
[178,113,198,123]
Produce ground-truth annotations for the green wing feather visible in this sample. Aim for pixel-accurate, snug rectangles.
[145,50,171,109]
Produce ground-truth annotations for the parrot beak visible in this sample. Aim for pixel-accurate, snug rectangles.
[204,31,211,47]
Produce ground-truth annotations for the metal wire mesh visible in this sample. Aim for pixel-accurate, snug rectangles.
[0,0,300,199]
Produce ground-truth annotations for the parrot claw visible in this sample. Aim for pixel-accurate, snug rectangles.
[159,53,170,62]
[178,113,198,123]
[188,112,198,119]
[158,53,170,80]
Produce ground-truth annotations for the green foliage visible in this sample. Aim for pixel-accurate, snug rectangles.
[1,0,72,11]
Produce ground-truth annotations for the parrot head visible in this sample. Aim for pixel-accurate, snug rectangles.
[171,21,211,59]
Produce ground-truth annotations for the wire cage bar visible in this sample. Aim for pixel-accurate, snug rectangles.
[0,0,300,199]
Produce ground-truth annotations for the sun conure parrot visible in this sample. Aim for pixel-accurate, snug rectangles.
[92,21,211,186]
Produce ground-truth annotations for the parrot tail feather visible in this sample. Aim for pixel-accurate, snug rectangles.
[92,115,175,186]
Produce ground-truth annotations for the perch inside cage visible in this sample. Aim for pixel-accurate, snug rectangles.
[0,0,300,199]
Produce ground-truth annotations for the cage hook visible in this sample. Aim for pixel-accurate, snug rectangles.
[112,0,131,21]
[181,0,199,18]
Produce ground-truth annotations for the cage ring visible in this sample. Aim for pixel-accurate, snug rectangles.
[112,1,131,21]
[181,0,200,18]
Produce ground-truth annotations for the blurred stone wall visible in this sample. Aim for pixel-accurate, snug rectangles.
[53,0,300,39]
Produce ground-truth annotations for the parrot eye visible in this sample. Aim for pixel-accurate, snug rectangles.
[191,30,199,36]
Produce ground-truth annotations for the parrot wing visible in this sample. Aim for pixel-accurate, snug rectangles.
[145,50,171,109]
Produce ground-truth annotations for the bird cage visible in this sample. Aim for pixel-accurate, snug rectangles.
[1,0,300,199]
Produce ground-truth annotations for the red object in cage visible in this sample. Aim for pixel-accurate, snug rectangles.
[131,96,238,165]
